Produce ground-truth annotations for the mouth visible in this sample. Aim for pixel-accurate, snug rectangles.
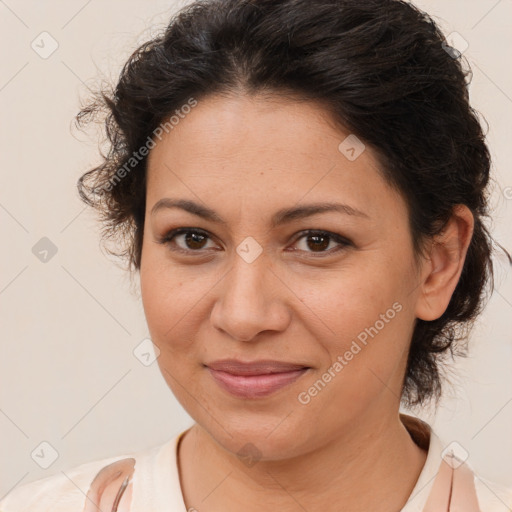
[204,359,311,399]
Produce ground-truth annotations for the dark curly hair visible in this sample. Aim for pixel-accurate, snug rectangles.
[76,0,505,407]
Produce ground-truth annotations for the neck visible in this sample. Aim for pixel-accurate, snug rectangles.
[177,410,428,512]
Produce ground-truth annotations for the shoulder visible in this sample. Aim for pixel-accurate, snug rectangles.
[406,416,512,512]
[0,453,134,512]
[475,474,512,511]
[0,431,188,512]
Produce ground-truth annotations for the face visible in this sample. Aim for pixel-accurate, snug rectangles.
[140,93,425,460]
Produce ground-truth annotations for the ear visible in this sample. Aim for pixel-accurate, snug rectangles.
[415,205,475,321]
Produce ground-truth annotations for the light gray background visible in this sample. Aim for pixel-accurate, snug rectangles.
[1,0,511,499]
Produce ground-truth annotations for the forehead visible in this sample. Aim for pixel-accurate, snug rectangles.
[148,93,348,168]
[145,93,403,222]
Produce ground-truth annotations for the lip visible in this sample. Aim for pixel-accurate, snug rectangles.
[205,359,310,399]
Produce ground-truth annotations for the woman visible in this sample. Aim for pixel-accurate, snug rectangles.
[1,0,511,510]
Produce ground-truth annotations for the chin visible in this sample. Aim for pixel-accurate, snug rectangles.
[200,414,312,462]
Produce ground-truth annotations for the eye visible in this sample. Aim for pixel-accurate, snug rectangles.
[157,228,218,255]
[157,228,352,257]
[290,230,352,256]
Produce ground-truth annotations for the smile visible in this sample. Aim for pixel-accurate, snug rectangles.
[205,360,310,399]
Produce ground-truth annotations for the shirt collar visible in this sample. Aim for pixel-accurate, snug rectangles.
[399,413,444,512]
[132,417,444,512]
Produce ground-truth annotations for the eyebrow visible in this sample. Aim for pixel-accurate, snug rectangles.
[150,198,370,227]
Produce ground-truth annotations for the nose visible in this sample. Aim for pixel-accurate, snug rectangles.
[210,251,292,342]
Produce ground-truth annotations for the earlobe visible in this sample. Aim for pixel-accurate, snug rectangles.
[415,205,474,321]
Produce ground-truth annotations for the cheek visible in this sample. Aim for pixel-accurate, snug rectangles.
[295,288,411,424]
[139,250,213,359]
[140,257,208,405]
[141,274,186,349]
[140,249,183,346]
[294,262,405,341]
[293,261,414,389]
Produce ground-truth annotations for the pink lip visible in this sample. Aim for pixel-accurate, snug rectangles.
[205,359,310,399]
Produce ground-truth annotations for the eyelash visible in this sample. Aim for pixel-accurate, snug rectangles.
[156,228,352,258]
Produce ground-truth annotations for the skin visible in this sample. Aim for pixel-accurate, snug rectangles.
[139,93,474,511]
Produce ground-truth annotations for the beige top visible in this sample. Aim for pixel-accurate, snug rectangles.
[1,415,511,511]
